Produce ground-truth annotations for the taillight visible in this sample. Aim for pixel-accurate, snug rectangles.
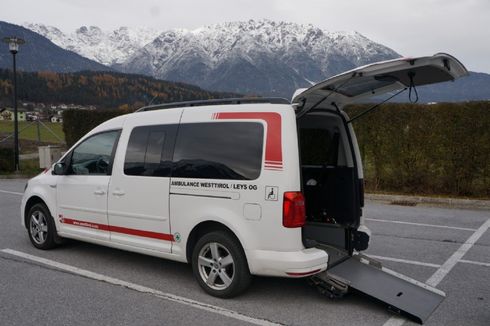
[283,191,306,228]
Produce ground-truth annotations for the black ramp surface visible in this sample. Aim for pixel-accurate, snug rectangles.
[328,257,445,324]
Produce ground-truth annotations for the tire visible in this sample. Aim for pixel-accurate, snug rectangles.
[192,231,252,298]
[27,203,59,250]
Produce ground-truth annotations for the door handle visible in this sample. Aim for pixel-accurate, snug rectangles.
[94,189,106,195]
[112,189,125,197]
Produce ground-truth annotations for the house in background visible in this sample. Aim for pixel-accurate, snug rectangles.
[26,112,40,121]
[0,108,27,121]
[50,115,63,123]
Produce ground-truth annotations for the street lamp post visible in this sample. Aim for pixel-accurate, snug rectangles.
[3,36,25,172]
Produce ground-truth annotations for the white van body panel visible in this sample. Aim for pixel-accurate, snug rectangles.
[88,114,128,136]
[23,115,129,227]
[21,174,57,228]
[107,109,183,253]
[56,231,187,263]
[22,102,328,278]
[169,104,327,275]
[57,174,112,240]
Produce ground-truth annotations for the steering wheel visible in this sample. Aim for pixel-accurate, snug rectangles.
[95,157,110,173]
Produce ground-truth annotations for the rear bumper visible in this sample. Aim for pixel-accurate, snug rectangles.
[246,247,328,277]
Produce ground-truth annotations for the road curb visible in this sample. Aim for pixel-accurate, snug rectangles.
[0,175,32,180]
[366,193,490,209]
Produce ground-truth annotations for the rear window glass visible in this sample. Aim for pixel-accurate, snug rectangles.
[124,125,173,177]
[172,122,264,180]
[300,128,338,166]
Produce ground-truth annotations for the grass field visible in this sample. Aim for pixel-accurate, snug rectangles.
[0,121,65,143]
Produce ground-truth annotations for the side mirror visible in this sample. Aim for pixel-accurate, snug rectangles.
[53,163,65,175]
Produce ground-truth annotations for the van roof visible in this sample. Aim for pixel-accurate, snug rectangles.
[136,97,290,112]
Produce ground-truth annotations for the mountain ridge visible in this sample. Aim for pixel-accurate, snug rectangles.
[0,21,110,73]
[25,23,159,66]
[120,19,402,96]
[24,19,401,97]
[4,19,490,101]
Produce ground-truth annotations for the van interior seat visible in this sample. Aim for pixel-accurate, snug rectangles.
[302,166,358,226]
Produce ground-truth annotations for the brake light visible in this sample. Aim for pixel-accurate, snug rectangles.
[283,191,306,228]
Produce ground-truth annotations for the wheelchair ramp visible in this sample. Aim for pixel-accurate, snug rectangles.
[327,256,445,324]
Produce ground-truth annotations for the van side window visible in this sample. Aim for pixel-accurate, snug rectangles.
[173,122,264,180]
[299,129,339,166]
[70,130,120,175]
[124,125,176,177]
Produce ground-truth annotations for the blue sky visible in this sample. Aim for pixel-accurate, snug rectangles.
[1,0,489,73]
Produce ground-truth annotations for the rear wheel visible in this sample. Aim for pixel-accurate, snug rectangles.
[192,231,251,298]
[27,203,59,250]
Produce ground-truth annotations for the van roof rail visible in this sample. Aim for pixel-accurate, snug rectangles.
[136,97,291,112]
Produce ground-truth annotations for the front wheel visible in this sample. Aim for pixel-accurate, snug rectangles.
[192,231,251,298]
[27,203,59,250]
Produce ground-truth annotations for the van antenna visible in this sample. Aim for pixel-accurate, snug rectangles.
[347,88,407,124]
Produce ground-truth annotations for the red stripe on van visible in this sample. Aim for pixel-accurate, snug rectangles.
[286,269,321,277]
[214,112,283,170]
[60,217,174,242]
[264,166,283,171]
[265,162,283,167]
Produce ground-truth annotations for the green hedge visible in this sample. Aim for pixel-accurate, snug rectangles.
[61,102,490,198]
[0,147,14,173]
[62,109,127,147]
[346,102,490,197]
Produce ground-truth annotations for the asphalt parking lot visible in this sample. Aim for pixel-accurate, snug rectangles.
[0,178,488,326]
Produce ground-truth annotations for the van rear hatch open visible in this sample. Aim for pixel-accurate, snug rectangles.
[292,53,468,114]
[294,53,468,324]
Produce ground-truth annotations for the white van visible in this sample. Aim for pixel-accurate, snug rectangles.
[21,53,467,323]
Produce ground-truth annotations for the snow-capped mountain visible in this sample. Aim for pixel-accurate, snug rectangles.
[24,23,159,66]
[120,20,400,96]
[9,19,490,102]
[24,19,400,96]
[0,21,109,73]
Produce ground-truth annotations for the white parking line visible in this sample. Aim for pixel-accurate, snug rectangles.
[0,189,23,196]
[426,218,490,286]
[1,248,282,326]
[459,259,490,267]
[368,255,490,269]
[366,218,477,232]
[367,255,441,268]
[382,218,490,326]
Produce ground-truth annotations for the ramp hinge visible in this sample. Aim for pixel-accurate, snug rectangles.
[308,272,350,299]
